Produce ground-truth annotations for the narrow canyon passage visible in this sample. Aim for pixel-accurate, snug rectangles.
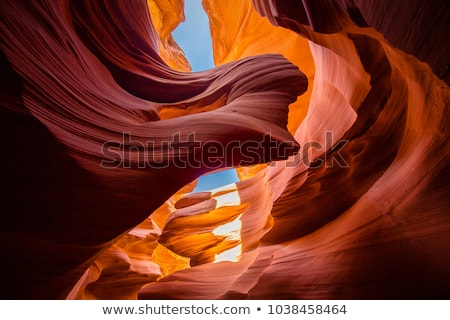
[0,0,448,299]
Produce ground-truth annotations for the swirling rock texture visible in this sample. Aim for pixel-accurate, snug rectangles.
[0,0,448,299]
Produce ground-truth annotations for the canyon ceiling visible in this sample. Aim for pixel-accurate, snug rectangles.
[0,0,449,299]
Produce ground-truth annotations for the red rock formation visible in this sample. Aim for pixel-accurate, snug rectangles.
[0,0,449,299]
[0,0,305,299]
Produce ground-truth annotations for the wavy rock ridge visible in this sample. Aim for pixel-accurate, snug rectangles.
[0,0,449,299]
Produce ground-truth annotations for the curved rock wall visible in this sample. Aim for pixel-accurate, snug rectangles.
[0,0,448,299]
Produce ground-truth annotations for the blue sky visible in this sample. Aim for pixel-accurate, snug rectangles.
[194,169,240,192]
[172,1,239,191]
[172,0,214,71]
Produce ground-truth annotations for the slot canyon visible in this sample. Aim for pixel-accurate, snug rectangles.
[0,0,449,299]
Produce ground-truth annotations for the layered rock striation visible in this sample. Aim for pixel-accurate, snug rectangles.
[0,0,448,299]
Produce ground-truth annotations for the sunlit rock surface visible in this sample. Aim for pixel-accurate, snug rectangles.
[0,0,449,299]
